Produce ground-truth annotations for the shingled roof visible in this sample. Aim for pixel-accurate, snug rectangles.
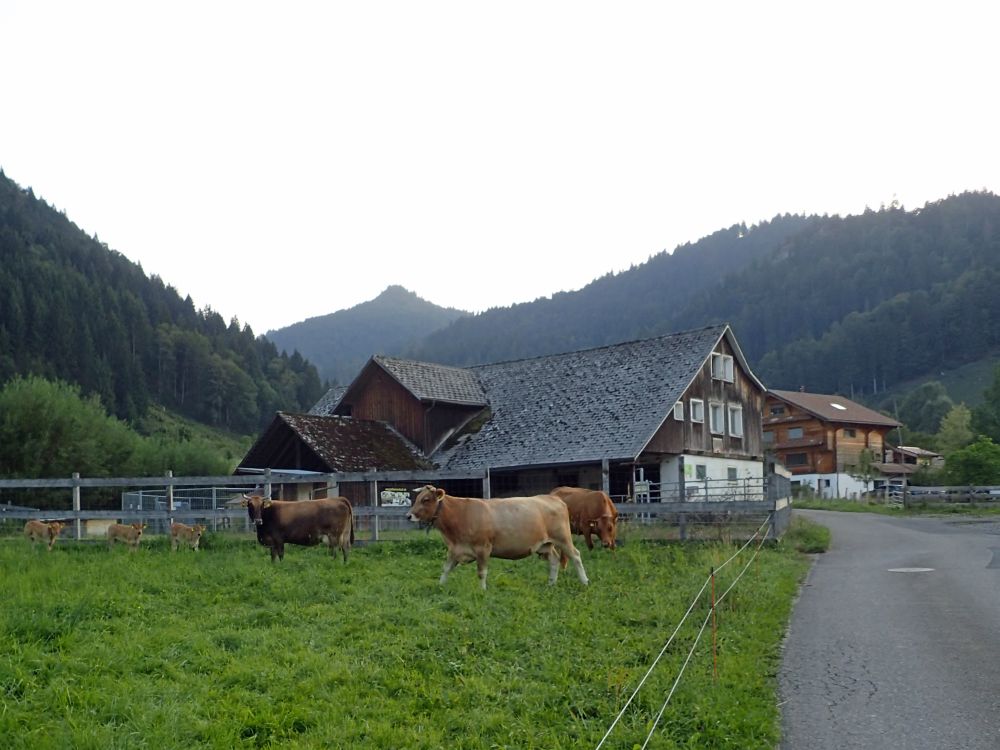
[309,386,348,416]
[374,355,487,406]
[239,412,433,473]
[767,390,900,427]
[436,324,735,470]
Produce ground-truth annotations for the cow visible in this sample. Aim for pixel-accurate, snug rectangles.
[24,520,66,551]
[550,486,619,550]
[107,522,145,552]
[242,495,354,562]
[170,522,206,551]
[406,484,589,590]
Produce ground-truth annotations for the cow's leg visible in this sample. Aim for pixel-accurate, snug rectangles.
[340,529,350,563]
[439,554,459,585]
[555,540,589,585]
[546,546,561,584]
[270,544,280,562]
[584,528,595,550]
[476,550,490,590]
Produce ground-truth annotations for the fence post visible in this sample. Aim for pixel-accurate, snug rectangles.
[166,470,174,531]
[602,459,610,495]
[72,472,81,540]
[679,511,687,541]
[212,486,218,532]
[711,566,718,683]
[482,470,491,499]
[372,477,380,542]
[264,468,272,500]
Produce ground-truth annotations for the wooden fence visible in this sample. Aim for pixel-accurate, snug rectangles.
[0,470,793,542]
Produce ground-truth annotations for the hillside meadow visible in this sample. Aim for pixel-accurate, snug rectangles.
[0,528,811,749]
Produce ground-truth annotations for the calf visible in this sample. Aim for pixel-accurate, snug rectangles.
[550,486,618,550]
[170,522,206,551]
[24,520,66,551]
[107,522,145,552]
[406,485,589,589]
[243,495,354,562]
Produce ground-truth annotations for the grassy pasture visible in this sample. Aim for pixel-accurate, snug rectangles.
[0,528,809,749]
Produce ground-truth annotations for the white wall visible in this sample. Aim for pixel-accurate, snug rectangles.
[791,472,870,499]
[658,454,763,501]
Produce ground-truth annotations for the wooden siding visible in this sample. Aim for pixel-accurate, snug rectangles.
[350,370,425,449]
[644,338,765,460]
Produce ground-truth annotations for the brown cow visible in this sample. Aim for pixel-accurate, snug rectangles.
[170,522,206,551]
[243,495,354,562]
[406,485,589,590]
[24,520,66,551]
[107,522,145,552]
[550,486,618,550]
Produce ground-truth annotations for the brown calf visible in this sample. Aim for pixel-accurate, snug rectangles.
[170,522,206,551]
[107,522,145,552]
[24,520,66,551]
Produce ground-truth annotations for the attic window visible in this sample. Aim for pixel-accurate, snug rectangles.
[711,353,735,383]
[830,403,847,411]
[673,401,684,420]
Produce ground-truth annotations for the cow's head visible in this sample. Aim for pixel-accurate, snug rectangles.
[192,524,206,538]
[407,485,445,524]
[243,494,271,526]
[47,521,66,538]
[131,522,146,537]
[594,513,618,549]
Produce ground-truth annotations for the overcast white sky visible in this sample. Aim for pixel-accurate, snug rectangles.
[2,1,997,334]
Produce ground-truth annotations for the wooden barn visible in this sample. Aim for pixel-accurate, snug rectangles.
[240,324,769,502]
[763,389,901,498]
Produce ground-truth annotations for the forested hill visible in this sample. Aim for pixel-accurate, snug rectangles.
[405,214,817,364]
[266,285,467,385]
[0,172,323,433]
[405,192,1000,401]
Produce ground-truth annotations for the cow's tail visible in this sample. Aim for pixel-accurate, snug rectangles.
[559,550,568,570]
[348,501,355,546]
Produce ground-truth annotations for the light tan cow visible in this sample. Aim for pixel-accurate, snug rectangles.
[406,485,589,589]
[107,522,145,552]
[550,486,619,550]
[24,520,66,551]
[170,522,206,551]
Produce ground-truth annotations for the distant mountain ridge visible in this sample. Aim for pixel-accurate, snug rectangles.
[265,285,467,384]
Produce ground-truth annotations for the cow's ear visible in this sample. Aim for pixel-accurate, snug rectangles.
[435,487,446,500]
[263,499,273,508]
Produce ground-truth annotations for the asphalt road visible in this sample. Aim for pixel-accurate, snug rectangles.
[779,510,1000,750]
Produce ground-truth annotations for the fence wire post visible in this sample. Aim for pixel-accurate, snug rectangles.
[711,566,718,684]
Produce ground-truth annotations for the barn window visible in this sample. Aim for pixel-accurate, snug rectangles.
[788,427,804,439]
[728,405,744,438]
[673,401,684,420]
[844,428,857,438]
[695,464,707,480]
[727,467,738,482]
[711,353,735,382]
[709,402,724,435]
[690,399,704,423]
[770,404,785,416]
[763,430,774,444]
[786,452,808,466]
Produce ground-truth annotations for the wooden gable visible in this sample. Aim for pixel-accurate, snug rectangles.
[642,331,766,461]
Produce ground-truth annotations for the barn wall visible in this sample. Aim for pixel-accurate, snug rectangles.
[351,370,425,449]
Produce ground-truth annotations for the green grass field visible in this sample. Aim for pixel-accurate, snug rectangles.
[1,529,810,749]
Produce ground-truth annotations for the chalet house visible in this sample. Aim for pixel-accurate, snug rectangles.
[239,324,769,502]
[763,389,901,498]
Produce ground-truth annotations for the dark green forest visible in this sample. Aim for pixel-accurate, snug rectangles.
[405,192,1000,404]
[0,172,323,433]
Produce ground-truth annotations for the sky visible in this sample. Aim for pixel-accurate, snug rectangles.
[2,1,998,335]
